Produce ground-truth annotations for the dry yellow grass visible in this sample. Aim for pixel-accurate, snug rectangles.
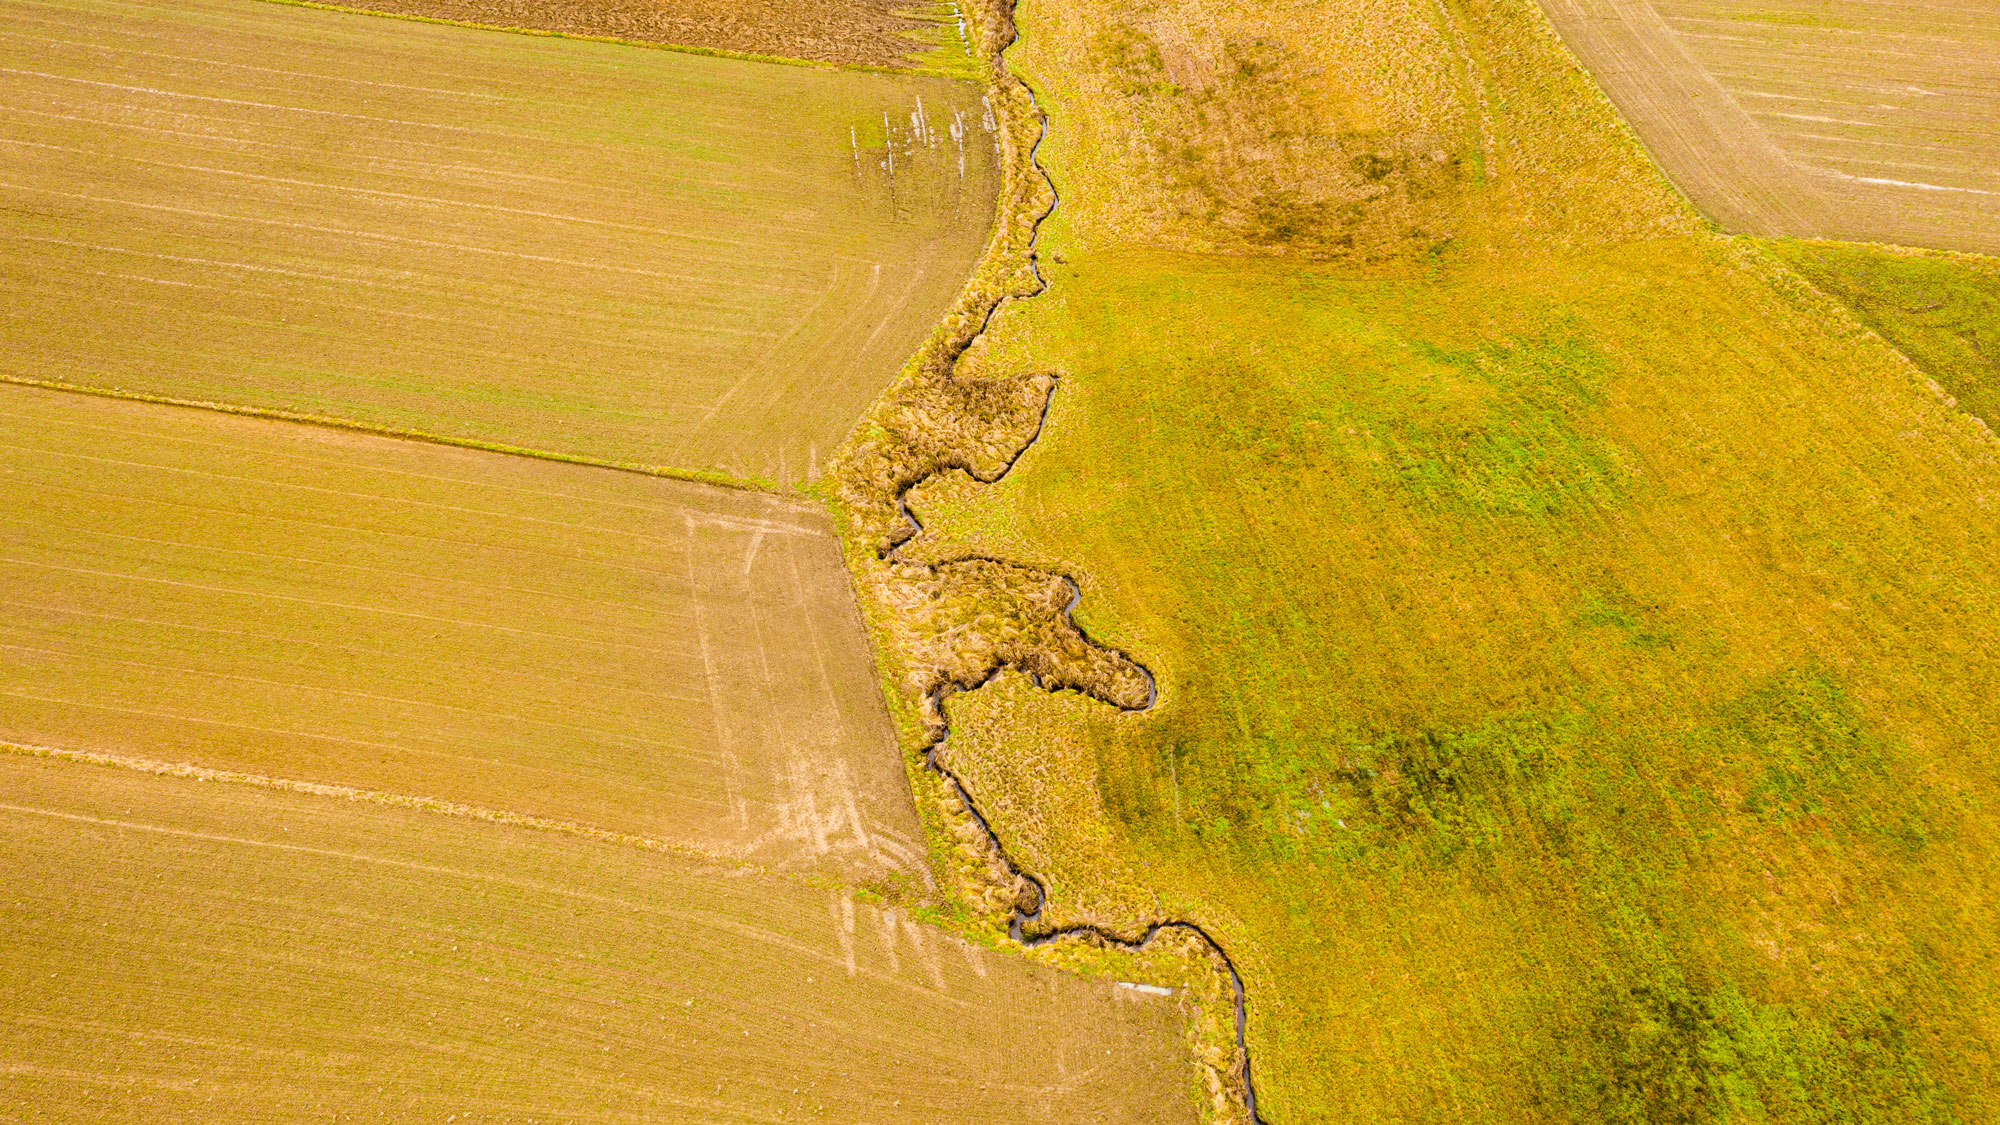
[1539,0,2000,253]
[826,0,2000,1118]
[0,750,1202,1122]
[0,384,926,885]
[0,0,999,484]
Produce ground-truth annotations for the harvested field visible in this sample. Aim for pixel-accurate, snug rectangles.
[0,751,1200,1122]
[0,0,1000,485]
[1538,0,2000,254]
[303,0,975,73]
[0,384,925,883]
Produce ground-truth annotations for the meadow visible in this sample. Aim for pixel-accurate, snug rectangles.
[0,384,929,885]
[871,0,2000,1118]
[1767,240,2000,434]
[1540,0,2000,254]
[0,0,999,485]
[0,750,1200,1122]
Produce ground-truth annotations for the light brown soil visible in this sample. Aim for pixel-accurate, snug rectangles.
[0,751,1202,1123]
[1540,0,2000,254]
[302,0,954,69]
[0,384,927,887]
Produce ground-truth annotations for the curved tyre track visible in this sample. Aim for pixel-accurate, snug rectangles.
[863,4,1271,1120]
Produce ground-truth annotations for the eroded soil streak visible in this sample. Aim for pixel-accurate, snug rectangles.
[831,3,1268,1120]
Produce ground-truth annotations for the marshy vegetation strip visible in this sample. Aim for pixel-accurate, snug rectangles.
[0,383,930,882]
[0,373,764,494]
[0,750,1201,1124]
[827,0,1269,1117]
[0,0,1000,486]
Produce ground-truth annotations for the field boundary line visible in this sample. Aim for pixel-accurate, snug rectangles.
[0,374,773,494]
[247,0,979,80]
[0,738,751,869]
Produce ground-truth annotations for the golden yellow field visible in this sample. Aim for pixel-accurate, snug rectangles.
[0,384,926,884]
[0,750,1201,1122]
[0,0,999,484]
[1539,0,2000,253]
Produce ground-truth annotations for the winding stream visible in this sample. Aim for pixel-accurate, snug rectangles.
[874,8,1272,1119]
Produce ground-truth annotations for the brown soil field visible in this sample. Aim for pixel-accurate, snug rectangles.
[1539,0,2000,254]
[0,751,1201,1122]
[0,0,1000,486]
[0,384,925,885]
[298,0,969,72]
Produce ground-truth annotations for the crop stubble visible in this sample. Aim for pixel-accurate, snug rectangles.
[1538,0,2000,254]
[0,0,1001,485]
[289,0,967,71]
[0,384,931,885]
[0,751,1199,1123]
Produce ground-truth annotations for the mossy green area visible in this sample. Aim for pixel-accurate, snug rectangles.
[1766,241,2000,434]
[899,0,2000,1120]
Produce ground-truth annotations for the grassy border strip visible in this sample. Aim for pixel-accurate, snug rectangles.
[249,0,978,80]
[0,374,772,493]
[0,738,743,868]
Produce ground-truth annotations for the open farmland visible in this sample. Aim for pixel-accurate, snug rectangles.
[0,0,1000,485]
[0,751,1200,1123]
[1538,0,2000,254]
[0,383,930,884]
[839,0,2000,1119]
[306,0,976,72]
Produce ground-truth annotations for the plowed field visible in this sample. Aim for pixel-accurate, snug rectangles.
[1539,0,2000,254]
[302,0,972,72]
[0,751,1199,1123]
[0,0,1000,485]
[0,384,925,884]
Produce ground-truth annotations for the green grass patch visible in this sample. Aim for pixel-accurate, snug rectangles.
[1766,240,2000,433]
[928,230,2000,1120]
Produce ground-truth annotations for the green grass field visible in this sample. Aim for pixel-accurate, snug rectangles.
[0,384,930,884]
[1767,241,2000,435]
[871,0,2000,1119]
[0,0,999,485]
[0,750,1200,1122]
